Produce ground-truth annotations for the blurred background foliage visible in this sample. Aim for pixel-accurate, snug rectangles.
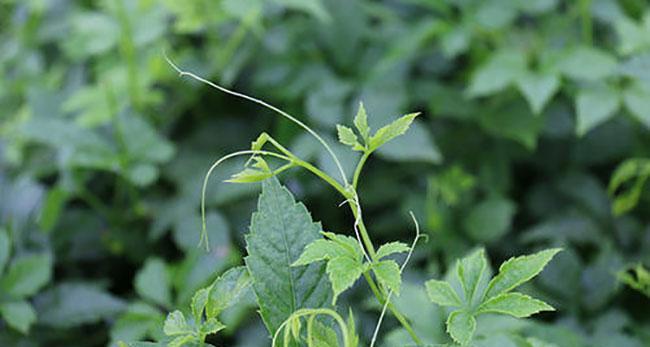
[1,0,650,346]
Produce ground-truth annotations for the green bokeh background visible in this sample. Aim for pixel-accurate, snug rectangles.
[1,0,649,346]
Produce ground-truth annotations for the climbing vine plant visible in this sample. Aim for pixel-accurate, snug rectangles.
[120,58,561,347]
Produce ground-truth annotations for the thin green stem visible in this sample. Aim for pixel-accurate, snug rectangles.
[272,308,350,347]
[363,272,422,345]
[352,151,370,190]
[165,55,350,186]
[350,204,377,260]
[265,135,350,197]
[200,150,293,250]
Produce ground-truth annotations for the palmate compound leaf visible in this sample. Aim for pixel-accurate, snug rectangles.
[293,232,365,305]
[246,178,332,340]
[425,248,561,346]
[336,103,419,154]
[484,248,562,300]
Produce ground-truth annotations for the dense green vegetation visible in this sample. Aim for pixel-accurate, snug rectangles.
[1,0,650,346]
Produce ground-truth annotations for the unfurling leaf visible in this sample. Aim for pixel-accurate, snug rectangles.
[252,132,270,151]
[226,157,273,183]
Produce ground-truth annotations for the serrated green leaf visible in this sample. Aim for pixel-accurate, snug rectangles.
[485,248,562,299]
[576,84,620,136]
[467,49,527,97]
[293,232,365,305]
[320,232,364,260]
[245,178,332,338]
[169,334,198,347]
[477,292,554,318]
[354,102,370,141]
[446,310,476,345]
[336,125,359,147]
[425,279,463,307]
[163,310,192,336]
[516,72,560,115]
[135,258,171,307]
[191,287,210,323]
[0,300,36,334]
[375,121,442,163]
[369,113,419,151]
[376,241,410,260]
[457,249,487,303]
[200,317,226,336]
[206,266,252,318]
[326,256,364,304]
[373,260,402,295]
[292,239,342,266]
[0,229,9,276]
[0,253,52,298]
